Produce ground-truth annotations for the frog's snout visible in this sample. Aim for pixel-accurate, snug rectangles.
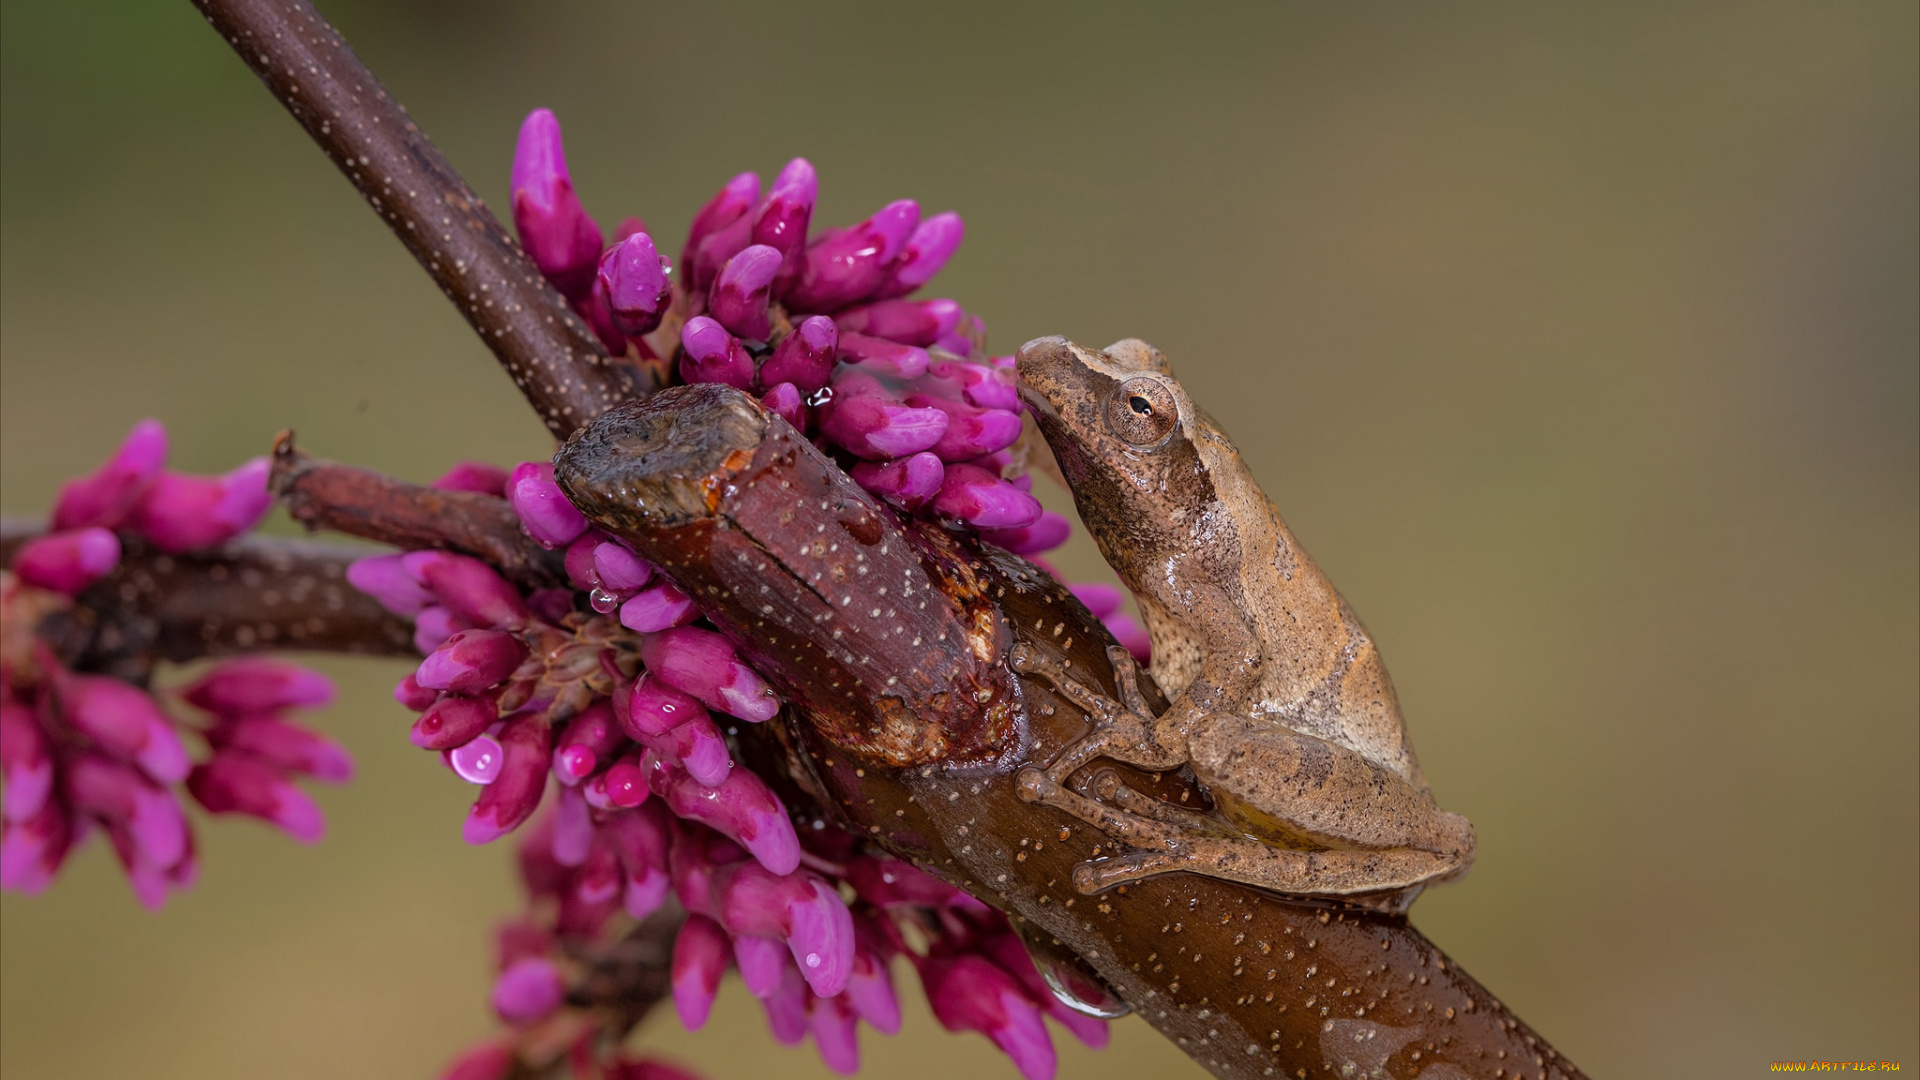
[1014,335,1085,417]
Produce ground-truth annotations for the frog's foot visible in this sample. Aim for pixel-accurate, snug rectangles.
[1009,641,1127,725]
[1021,774,1466,900]
[1087,768,1225,835]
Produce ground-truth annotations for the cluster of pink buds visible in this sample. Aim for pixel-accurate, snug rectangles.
[1,421,350,908]
[509,108,1149,663]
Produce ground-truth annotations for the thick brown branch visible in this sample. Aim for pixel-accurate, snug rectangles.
[269,431,566,589]
[192,0,654,439]
[556,386,1586,1080]
[3,519,414,682]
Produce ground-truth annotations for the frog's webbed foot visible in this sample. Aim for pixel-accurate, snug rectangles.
[1011,641,1183,790]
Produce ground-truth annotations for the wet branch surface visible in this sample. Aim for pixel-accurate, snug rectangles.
[192,0,655,440]
[2,518,414,683]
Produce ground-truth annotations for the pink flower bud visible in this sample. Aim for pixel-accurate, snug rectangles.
[436,1041,515,1080]
[734,933,789,998]
[648,756,798,876]
[906,394,1023,461]
[837,331,929,380]
[714,861,855,998]
[758,315,838,394]
[593,540,654,592]
[787,199,920,313]
[1067,582,1124,618]
[416,629,527,694]
[761,961,811,1046]
[431,461,511,496]
[12,528,120,595]
[600,804,671,919]
[0,799,76,894]
[182,657,335,716]
[931,358,1020,411]
[681,171,760,287]
[549,784,593,867]
[678,316,757,391]
[511,109,604,302]
[410,692,499,750]
[809,991,861,1075]
[187,752,324,843]
[413,605,472,655]
[348,553,436,616]
[671,913,730,1030]
[918,953,1056,1080]
[394,672,439,712]
[833,297,963,347]
[57,673,190,783]
[640,626,780,722]
[619,579,699,634]
[598,231,673,338]
[617,672,708,738]
[639,711,731,788]
[761,382,805,429]
[130,458,273,553]
[52,419,167,531]
[845,940,902,1035]
[850,453,944,511]
[752,158,817,286]
[980,511,1072,556]
[0,700,53,824]
[490,955,566,1024]
[932,464,1043,529]
[508,461,590,549]
[552,699,620,785]
[208,715,354,782]
[817,385,949,460]
[463,715,550,844]
[874,211,964,299]
[1103,613,1151,665]
[401,550,531,630]
[709,244,782,342]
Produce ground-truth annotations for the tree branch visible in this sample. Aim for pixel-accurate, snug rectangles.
[269,431,566,590]
[556,386,1588,1080]
[3,518,414,682]
[192,0,655,440]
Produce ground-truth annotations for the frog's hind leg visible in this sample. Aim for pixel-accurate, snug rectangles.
[1086,768,1225,834]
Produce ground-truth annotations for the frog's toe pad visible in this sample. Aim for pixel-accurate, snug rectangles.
[1015,767,1054,803]
[1008,642,1039,672]
[1071,862,1107,894]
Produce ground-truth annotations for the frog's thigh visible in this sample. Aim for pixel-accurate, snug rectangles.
[1073,837,1459,899]
[1188,716,1470,854]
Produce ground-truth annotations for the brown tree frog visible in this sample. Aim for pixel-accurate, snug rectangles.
[1011,336,1475,910]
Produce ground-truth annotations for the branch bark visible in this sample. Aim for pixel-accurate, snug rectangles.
[556,386,1587,1080]
[192,0,654,440]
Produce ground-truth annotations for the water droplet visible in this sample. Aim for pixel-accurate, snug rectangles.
[589,587,620,614]
[806,952,822,968]
[451,735,503,785]
[805,386,835,407]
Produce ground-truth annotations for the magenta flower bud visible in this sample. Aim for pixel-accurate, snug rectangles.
[0,800,76,894]
[52,419,168,531]
[849,453,944,511]
[597,231,673,337]
[709,244,782,342]
[844,855,987,911]
[932,464,1043,529]
[845,942,902,1035]
[449,733,505,785]
[0,701,53,824]
[348,553,436,616]
[640,712,731,788]
[600,805,670,917]
[762,962,811,1046]
[875,211,964,299]
[649,757,799,876]
[437,1041,515,1080]
[836,331,929,380]
[919,953,1056,1080]
[931,358,1020,411]
[187,752,324,843]
[12,528,120,595]
[511,108,604,301]
[416,629,528,694]
[980,511,1072,557]
[67,755,189,869]
[57,674,190,783]
[906,395,1023,462]
[431,461,511,496]
[833,298,962,347]
[734,933,789,998]
[413,606,472,655]
[1103,612,1151,665]
[787,199,920,312]
[574,838,622,905]
[619,579,699,634]
[810,992,861,1076]
[817,389,950,461]
[640,626,780,722]
[182,657,335,716]
[682,171,760,281]
[550,784,593,867]
[508,461,590,549]
[671,913,730,1030]
[761,382,805,429]
[595,755,649,809]
[130,458,273,553]
[564,531,607,593]
[678,315,757,392]
[758,315,838,394]
[593,540,654,592]
[617,673,708,738]
[979,929,1111,1048]
[410,693,499,750]
[491,955,566,1024]
[401,550,531,631]
[751,158,817,283]
[208,716,354,783]
[715,861,856,998]
[394,672,438,712]
[1067,582,1123,618]
[577,283,630,356]
[463,714,550,844]
[552,699,620,785]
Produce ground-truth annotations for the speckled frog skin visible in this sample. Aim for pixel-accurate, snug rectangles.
[1010,336,1474,910]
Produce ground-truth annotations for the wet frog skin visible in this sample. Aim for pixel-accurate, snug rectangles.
[1011,336,1474,911]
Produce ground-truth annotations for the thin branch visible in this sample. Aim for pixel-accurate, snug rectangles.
[192,0,655,440]
[4,519,414,682]
[269,431,566,589]
[556,386,1588,1080]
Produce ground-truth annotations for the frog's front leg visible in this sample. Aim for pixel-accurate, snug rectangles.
[1010,641,1194,781]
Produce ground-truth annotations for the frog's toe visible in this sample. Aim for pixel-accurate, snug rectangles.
[1015,767,1054,803]
[1008,642,1039,673]
[1071,862,1106,895]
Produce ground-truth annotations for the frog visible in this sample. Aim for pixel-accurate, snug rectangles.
[1009,335,1475,911]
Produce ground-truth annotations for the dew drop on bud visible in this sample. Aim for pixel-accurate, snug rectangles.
[589,587,620,614]
[451,735,504,785]
[805,386,834,407]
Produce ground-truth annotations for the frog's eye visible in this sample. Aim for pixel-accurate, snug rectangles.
[1106,377,1179,448]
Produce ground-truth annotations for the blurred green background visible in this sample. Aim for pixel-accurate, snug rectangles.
[2,1,1914,1077]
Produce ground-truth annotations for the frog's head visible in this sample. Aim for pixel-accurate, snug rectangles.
[1015,335,1213,539]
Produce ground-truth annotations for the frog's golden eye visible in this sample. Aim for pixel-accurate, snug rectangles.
[1105,377,1178,448]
